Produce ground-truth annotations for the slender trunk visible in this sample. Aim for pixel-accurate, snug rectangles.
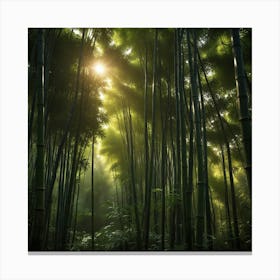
[55,145,66,249]
[59,135,71,247]
[128,108,142,250]
[160,123,166,250]
[186,65,194,250]
[144,29,158,250]
[231,28,252,196]
[197,66,212,250]
[174,29,182,246]
[169,96,176,250]
[220,144,233,248]
[30,29,45,251]
[153,156,159,235]
[209,187,216,237]
[28,82,37,153]
[187,29,205,249]
[61,137,79,249]
[226,142,241,249]
[160,77,170,250]
[28,29,41,155]
[91,138,95,250]
[177,29,188,249]
[143,45,149,226]
[71,167,81,248]
[121,106,133,224]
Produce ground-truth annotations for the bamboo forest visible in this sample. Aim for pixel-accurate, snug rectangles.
[28,28,251,252]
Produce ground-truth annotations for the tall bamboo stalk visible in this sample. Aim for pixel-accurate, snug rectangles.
[197,65,213,250]
[220,144,233,248]
[128,108,142,249]
[30,29,45,251]
[91,138,95,250]
[144,28,158,250]
[226,142,241,249]
[231,28,252,195]
[187,29,205,249]
[177,29,188,249]
[174,29,182,246]
[143,44,149,227]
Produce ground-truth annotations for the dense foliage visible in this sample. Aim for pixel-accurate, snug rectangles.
[28,28,251,251]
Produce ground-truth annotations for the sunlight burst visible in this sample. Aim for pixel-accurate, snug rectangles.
[93,63,106,75]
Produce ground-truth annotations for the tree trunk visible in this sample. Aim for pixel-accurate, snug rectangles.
[30,29,45,251]
[187,29,205,249]
[91,138,95,250]
[177,29,188,249]
[71,167,81,248]
[231,28,252,196]
[174,29,182,246]
[144,28,158,250]
[197,65,213,250]
[220,144,233,249]
[186,60,194,250]
[226,142,241,249]
[128,108,142,250]
[143,44,149,227]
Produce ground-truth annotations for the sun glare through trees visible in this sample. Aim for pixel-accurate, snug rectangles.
[93,62,106,75]
[28,28,251,252]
